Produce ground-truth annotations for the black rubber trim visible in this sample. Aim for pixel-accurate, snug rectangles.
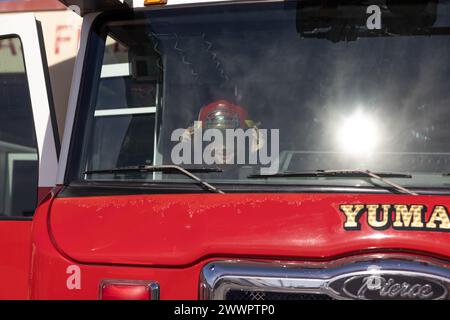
[0,216,33,221]
[36,20,61,156]
[57,182,450,198]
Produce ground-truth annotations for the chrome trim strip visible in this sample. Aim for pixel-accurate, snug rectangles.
[199,255,450,300]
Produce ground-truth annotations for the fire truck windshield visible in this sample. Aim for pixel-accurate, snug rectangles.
[71,0,450,193]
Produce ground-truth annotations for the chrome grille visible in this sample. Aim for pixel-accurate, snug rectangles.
[199,255,450,300]
[226,290,334,300]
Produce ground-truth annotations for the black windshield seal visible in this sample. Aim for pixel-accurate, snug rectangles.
[59,181,450,197]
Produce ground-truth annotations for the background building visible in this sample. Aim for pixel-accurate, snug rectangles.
[0,0,83,138]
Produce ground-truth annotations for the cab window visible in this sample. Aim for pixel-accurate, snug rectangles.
[72,2,450,192]
[80,33,161,178]
[0,36,38,218]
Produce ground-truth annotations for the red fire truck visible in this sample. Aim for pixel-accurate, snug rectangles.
[0,0,450,300]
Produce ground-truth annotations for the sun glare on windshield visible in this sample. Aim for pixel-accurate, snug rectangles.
[336,109,381,155]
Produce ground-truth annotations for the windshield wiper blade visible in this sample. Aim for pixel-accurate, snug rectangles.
[84,165,225,194]
[249,171,412,179]
[249,169,417,195]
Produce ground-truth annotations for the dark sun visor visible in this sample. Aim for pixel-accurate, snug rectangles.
[296,0,445,42]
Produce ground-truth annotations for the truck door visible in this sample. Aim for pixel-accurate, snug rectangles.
[0,13,59,299]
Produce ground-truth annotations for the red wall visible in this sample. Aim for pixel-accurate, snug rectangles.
[0,0,65,12]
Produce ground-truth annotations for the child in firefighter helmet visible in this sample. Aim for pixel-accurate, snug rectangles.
[182,99,263,166]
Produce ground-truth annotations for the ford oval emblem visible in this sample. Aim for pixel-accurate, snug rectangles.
[328,272,449,300]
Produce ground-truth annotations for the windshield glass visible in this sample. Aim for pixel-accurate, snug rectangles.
[72,0,450,191]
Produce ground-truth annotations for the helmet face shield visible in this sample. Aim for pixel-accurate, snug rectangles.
[204,108,241,131]
[199,100,249,130]
[198,100,250,165]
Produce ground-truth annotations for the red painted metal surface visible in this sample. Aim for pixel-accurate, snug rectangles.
[38,187,53,204]
[48,193,450,268]
[0,221,32,299]
[0,186,52,300]
[30,195,203,299]
[0,0,65,12]
[26,192,450,299]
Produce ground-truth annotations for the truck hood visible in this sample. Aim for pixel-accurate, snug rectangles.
[49,193,450,266]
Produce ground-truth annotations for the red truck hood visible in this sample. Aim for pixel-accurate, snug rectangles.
[49,193,450,266]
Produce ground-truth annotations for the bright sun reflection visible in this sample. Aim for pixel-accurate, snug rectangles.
[337,110,380,154]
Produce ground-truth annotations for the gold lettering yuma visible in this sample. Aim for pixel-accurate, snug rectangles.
[426,206,450,230]
[339,204,450,232]
[367,204,391,229]
[393,205,425,229]
[340,204,365,230]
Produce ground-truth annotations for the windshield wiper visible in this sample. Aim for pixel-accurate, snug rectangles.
[249,169,418,195]
[84,165,225,194]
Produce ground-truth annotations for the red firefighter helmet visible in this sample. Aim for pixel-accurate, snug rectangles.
[198,100,249,130]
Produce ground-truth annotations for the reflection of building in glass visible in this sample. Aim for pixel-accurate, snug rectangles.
[0,37,38,217]
[0,0,82,139]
